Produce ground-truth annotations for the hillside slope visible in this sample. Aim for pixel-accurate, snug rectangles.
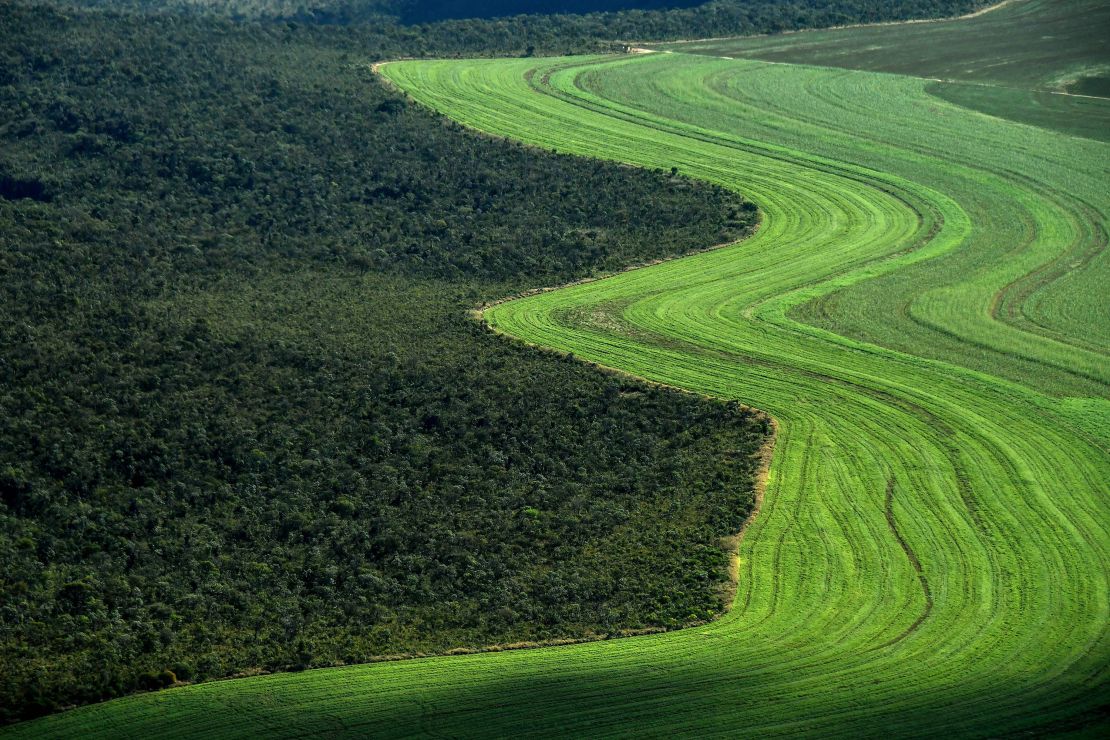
[661,0,1110,141]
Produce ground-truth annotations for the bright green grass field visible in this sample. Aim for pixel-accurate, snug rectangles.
[9,10,1110,740]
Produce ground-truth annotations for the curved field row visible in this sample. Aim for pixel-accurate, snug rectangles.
[9,51,1108,740]
[659,0,1110,143]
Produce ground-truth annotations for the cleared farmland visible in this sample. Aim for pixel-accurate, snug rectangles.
[660,0,1110,142]
[8,7,1109,740]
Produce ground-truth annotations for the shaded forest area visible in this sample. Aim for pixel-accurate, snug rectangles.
[31,1,993,54]
[0,2,769,721]
[391,0,709,23]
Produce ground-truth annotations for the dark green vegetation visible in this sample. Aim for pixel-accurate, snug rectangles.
[387,1,710,23]
[37,0,992,55]
[663,0,1110,141]
[929,82,1110,143]
[0,2,774,722]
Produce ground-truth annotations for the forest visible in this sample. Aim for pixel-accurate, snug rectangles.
[30,1,993,53]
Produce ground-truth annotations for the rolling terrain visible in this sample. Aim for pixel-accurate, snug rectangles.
[661,0,1110,141]
[6,0,1108,736]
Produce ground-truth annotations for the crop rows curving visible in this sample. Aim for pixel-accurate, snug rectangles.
[9,38,1109,740]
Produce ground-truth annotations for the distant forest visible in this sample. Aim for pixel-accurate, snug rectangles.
[31,1,994,47]
[2,0,989,724]
[392,0,709,23]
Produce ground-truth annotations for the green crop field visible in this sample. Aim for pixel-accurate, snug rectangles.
[660,0,1110,142]
[7,1,1108,737]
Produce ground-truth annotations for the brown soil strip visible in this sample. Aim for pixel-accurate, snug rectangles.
[717,417,778,613]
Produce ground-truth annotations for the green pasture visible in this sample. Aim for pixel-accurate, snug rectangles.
[8,4,1109,738]
[660,0,1108,87]
[660,0,1110,142]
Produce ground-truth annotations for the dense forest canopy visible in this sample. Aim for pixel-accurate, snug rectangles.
[27,0,994,45]
[387,1,710,23]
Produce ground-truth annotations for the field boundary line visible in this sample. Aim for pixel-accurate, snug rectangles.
[646,0,1015,48]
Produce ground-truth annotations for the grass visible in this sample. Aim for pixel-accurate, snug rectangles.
[659,0,1110,142]
[7,3,1109,737]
